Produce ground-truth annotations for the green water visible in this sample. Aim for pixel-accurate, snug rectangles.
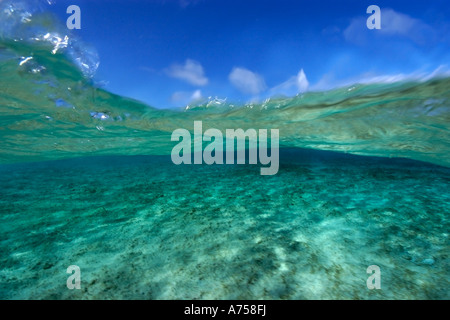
[0,151,449,299]
[1,39,450,167]
[0,1,449,300]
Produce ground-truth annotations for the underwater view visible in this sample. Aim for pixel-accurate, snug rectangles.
[0,0,449,300]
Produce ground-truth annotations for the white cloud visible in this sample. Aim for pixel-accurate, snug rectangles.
[344,8,436,45]
[357,66,450,84]
[190,89,202,101]
[165,59,208,86]
[269,69,309,96]
[310,65,450,92]
[380,9,431,37]
[171,89,204,105]
[228,67,266,95]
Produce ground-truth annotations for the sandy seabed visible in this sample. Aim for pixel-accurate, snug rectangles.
[0,149,448,299]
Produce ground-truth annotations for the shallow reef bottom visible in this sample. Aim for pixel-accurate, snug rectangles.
[0,148,448,299]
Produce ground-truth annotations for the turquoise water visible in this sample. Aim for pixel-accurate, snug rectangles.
[0,0,449,300]
[0,150,449,299]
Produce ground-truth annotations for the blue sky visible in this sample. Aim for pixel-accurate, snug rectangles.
[45,0,450,108]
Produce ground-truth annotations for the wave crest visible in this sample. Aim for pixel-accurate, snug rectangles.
[0,0,99,77]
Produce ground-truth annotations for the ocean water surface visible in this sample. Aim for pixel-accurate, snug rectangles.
[0,0,449,300]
